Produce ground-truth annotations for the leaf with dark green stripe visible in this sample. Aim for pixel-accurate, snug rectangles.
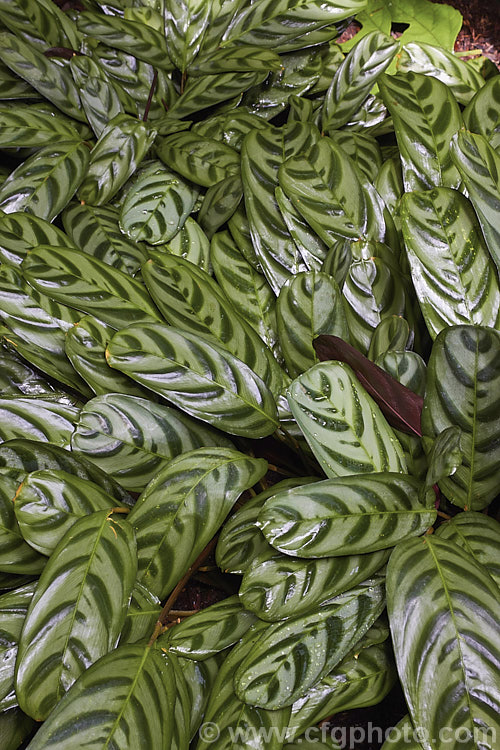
[450,130,500,272]
[189,45,282,76]
[422,325,500,510]
[0,212,76,268]
[287,361,406,478]
[380,716,422,750]
[69,55,124,138]
[210,230,279,356]
[0,476,44,575]
[0,707,35,750]
[161,595,257,659]
[107,323,280,438]
[168,70,267,119]
[77,11,173,72]
[120,583,161,646]
[62,203,147,276]
[24,642,177,749]
[258,473,434,557]
[198,173,243,238]
[0,351,55,398]
[436,512,500,590]
[463,76,500,149]
[170,654,192,750]
[368,317,411,361]
[120,161,198,244]
[0,32,85,121]
[128,447,267,598]
[72,393,233,492]
[0,583,36,710]
[157,131,240,188]
[0,398,78,449]
[400,188,500,338]
[323,31,397,131]
[274,186,329,271]
[240,546,389,621]
[0,141,89,221]
[379,72,462,191]
[0,60,35,100]
[234,577,385,709]
[142,256,283,396]
[78,115,157,206]
[9,0,80,49]
[0,105,82,149]
[375,350,427,398]
[387,535,500,750]
[13,470,118,556]
[277,271,349,378]
[289,642,396,740]
[329,131,383,183]
[22,246,161,330]
[163,216,211,272]
[16,510,137,720]
[179,657,219,741]
[165,0,211,72]
[0,439,132,506]
[278,137,386,247]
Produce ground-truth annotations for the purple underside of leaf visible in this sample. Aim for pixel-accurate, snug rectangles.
[313,334,423,437]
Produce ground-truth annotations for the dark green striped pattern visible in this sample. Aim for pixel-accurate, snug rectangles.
[378,72,462,191]
[0,212,77,268]
[120,161,198,244]
[72,393,233,492]
[0,583,36,710]
[198,173,243,238]
[463,76,500,149]
[422,325,500,510]
[22,246,161,330]
[0,60,34,100]
[161,595,257,659]
[119,583,161,646]
[142,256,283,396]
[368,316,411,361]
[69,55,123,138]
[329,131,383,183]
[436,511,500,590]
[62,203,147,276]
[0,351,55,398]
[78,115,157,206]
[258,473,434,557]
[376,350,427,398]
[401,188,500,338]
[289,642,396,739]
[323,31,397,131]
[165,0,211,72]
[25,643,177,749]
[16,510,137,720]
[189,45,282,76]
[277,271,349,377]
[0,105,82,149]
[13,470,117,556]
[387,536,500,750]
[5,0,80,48]
[0,398,79,448]
[275,186,329,271]
[287,361,406,478]
[107,323,280,438]
[168,70,266,119]
[179,657,218,741]
[240,546,390,621]
[450,130,500,273]
[234,578,385,709]
[0,141,89,221]
[77,11,174,71]
[157,131,240,188]
[163,216,211,272]
[128,447,267,598]
[171,655,192,750]
[0,475,44,575]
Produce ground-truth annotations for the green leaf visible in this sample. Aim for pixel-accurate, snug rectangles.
[170,654,192,750]
[0,476,44,575]
[323,31,397,131]
[142,256,283,396]
[258,473,434,557]
[0,351,55,398]
[165,0,212,72]
[168,70,267,119]
[0,105,82,149]
[107,323,280,438]
[198,173,243,238]
[376,350,427,399]
[120,161,199,244]
[16,510,137,720]
[378,72,462,192]
[13,0,80,48]
[0,59,36,100]
[13,470,118,556]
[287,361,406,478]
[463,76,500,149]
[450,130,500,273]
[387,535,500,750]
[0,141,89,221]
[0,439,132,506]
[234,578,385,709]
[380,715,422,750]
[157,131,240,188]
[62,203,148,276]
[368,316,411,361]
[329,131,383,183]
[161,595,257,659]
[24,642,177,749]
[289,642,396,739]
[128,447,267,598]
[0,212,77,268]
[120,583,161,646]
[0,398,79,449]
[0,706,34,750]
[274,185,329,272]
[240,546,389,621]
[0,583,36,710]
[190,45,282,77]
[399,42,485,105]
[0,32,85,121]
[422,325,500,510]
[69,55,124,138]
[72,393,233,492]
[277,271,349,378]
[422,426,463,492]
[22,245,161,330]
[211,230,279,355]
[435,511,500,590]
[77,11,174,71]
[178,656,219,740]
[78,115,157,206]
[278,137,386,247]
[162,216,211,272]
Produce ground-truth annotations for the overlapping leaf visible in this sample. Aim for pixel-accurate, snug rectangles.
[0,583,36,710]
[69,56,123,138]
[165,0,212,72]
[0,476,45,575]
[158,131,240,188]
[0,105,82,149]
[0,213,77,268]
[463,76,500,149]
[0,398,79,448]
[436,512,500,590]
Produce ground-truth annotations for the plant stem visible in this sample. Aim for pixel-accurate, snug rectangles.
[143,69,158,122]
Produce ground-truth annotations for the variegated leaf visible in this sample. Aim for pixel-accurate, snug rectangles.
[168,70,267,119]
[165,0,212,72]
[274,186,329,271]
[0,351,55,398]
[0,398,79,449]
[0,583,36,710]
[435,511,500,590]
[0,475,44,575]
[198,173,243,238]
[161,216,211,272]
[463,76,500,149]
[0,105,82,148]
[189,45,282,76]
[157,131,240,188]
[329,131,383,183]
[0,212,76,268]
[120,583,161,646]
[69,55,124,138]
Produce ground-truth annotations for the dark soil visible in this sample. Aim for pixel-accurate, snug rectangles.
[436,0,500,67]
